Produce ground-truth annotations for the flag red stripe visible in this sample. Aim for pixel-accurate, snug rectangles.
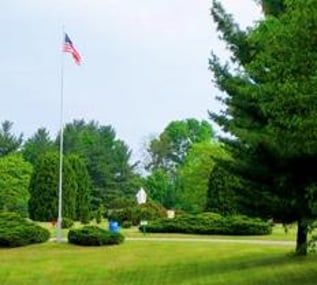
[63,36,82,65]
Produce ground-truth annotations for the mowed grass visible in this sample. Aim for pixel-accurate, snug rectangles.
[1,240,317,285]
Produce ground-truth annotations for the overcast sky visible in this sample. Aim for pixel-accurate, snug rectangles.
[0,0,262,159]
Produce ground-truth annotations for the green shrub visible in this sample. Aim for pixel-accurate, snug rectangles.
[80,213,91,224]
[108,201,166,226]
[68,226,124,246]
[133,201,166,224]
[62,217,74,229]
[121,221,132,228]
[0,212,50,247]
[143,212,272,236]
[95,207,105,224]
[223,215,272,235]
[108,207,133,225]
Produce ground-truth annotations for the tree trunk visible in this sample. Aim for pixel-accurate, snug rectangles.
[296,218,308,256]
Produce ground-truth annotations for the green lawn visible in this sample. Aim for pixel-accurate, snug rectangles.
[1,240,317,285]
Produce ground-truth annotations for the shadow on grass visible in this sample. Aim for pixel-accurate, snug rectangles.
[114,253,317,285]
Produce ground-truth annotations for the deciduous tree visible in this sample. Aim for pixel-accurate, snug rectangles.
[0,154,32,217]
[176,142,226,213]
[147,119,214,173]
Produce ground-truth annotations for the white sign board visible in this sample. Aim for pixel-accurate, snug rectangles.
[140,220,148,226]
[167,210,175,219]
[136,187,147,204]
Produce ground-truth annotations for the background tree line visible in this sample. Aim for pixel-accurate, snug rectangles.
[0,118,229,217]
[0,117,232,222]
[0,120,142,222]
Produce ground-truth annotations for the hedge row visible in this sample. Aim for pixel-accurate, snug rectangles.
[142,213,272,236]
[0,212,50,247]
[68,226,125,246]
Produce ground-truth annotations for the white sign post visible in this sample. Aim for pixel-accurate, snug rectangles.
[136,188,147,235]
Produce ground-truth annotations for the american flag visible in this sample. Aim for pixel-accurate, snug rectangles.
[63,33,82,65]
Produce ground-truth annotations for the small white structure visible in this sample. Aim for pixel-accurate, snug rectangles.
[136,187,147,205]
[167,210,175,219]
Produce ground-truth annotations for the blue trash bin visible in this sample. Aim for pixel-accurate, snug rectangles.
[109,221,119,233]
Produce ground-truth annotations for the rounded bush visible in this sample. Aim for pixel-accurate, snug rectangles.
[0,212,50,247]
[68,226,124,246]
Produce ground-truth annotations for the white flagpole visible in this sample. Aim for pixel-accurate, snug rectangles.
[57,27,65,242]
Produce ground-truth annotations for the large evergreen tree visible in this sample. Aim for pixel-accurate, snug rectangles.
[59,119,138,209]
[29,152,77,221]
[206,164,240,216]
[68,154,92,223]
[256,0,285,16]
[0,121,23,157]
[22,128,56,165]
[210,0,317,255]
